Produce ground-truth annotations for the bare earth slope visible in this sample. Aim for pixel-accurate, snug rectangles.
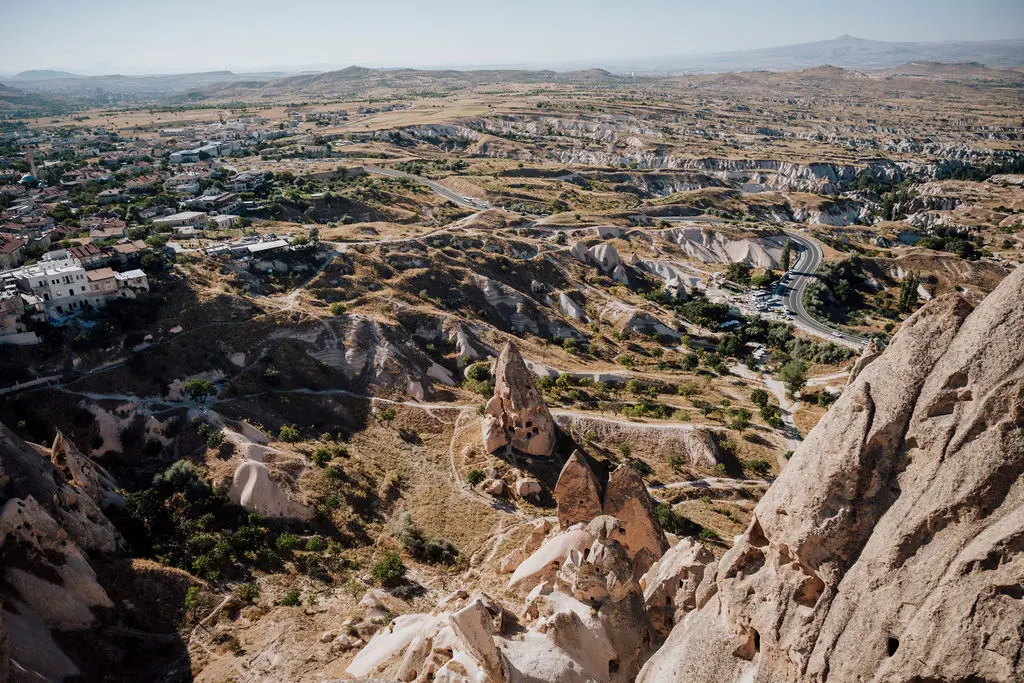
[639,264,1024,682]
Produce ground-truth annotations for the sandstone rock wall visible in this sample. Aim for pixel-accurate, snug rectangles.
[638,264,1024,682]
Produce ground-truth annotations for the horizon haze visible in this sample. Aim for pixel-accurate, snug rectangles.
[3,0,1024,76]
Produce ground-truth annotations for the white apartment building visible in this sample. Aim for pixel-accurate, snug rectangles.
[1,258,151,321]
[1,258,91,318]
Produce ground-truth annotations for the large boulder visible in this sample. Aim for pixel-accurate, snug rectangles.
[228,458,313,520]
[552,450,604,529]
[638,266,1024,682]
[481,342,556,457]
[602,463,669,574]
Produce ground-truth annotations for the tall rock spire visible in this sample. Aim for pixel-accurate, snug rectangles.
[481,342,556,456]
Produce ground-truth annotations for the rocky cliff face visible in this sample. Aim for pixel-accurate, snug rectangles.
[0,426,124,680]
[638,264,1024,682]
[660,226,788,268]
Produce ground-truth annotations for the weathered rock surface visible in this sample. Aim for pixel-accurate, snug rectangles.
[515,478,541,497]
[639,538,715,637]
[603,463,670,574]
[638,266,1024,682]
[0,423,125,681]
[0,423,122,555]
[228,458,313,520]
[552,450,603,529]
[349,514,658,682]
[482,342,556,456]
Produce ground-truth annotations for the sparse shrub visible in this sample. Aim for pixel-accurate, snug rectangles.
[161,417,181,437]
[329,302,346,315]
[466,469,485,487]
[676,381,699,397]
[275,533,301,553]
[466,363,491,382]
[324,465,344,482]
[744,459,772,477]
[817,390,839,408]
[629,458,653,477]
[234,582,259,604]
[698,528,720,543]
[729,411,751,432]
[378,407,397,423]
[305,535,327,552]
[371,552,407,587]
[206,429,224,449]
[281,588,301,606]
[668,454,687,472]
[311,447,331,467]
[618,443,631,458]
[279,425,301,442]
[655,503,704,536]
[395,512,460,566]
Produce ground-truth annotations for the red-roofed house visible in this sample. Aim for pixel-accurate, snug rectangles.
[86,267,118,304]
[67,242,106,267]
[0,235,28,269]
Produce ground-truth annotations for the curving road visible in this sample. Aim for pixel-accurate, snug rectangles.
[780,229,867,348]
[363,164,490,210]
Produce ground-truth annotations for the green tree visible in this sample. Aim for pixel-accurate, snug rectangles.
[899,271,920,313]
[371,552,407,587]
[750,389,770,407]
[780,240,792,272]
[777,359,808,397]
[183,379,217,403]
[278,425,301,442]
[725,262,752,285]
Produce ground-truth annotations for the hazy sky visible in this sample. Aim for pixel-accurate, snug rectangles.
[3,0,1023,74]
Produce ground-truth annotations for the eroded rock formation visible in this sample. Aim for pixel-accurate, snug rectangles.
[0,424,124,680]
[348,515,659,682]
[482,342,556,456]
[552,450,603,529]
[603,463,670,575]
[638,265,1024,682]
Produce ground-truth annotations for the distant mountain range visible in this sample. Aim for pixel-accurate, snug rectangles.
[3,35,1023,112]
[609,35,1024,74]
[183,65,624,101]
[8,69,83,82]
[0,70,296,102]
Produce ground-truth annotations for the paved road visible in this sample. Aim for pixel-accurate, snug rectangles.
[363,164,490,210]
[780,229,867,348]
[654,218,866,347]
